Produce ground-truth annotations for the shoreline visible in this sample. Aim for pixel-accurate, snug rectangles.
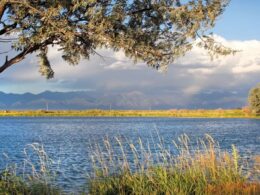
[0,109,259,118]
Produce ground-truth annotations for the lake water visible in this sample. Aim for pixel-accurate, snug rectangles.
[0,117,259,192]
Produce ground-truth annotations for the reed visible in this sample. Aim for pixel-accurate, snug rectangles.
[88,134,260,195]
[0,143,61,195]
[0,135,259,194]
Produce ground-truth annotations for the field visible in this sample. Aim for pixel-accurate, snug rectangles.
[0,108,259,118]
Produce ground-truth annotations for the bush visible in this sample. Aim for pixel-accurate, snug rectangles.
[248,84,260,115]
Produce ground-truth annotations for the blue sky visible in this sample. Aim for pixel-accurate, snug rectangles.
[213,0,260,40]
[0,0,260,108]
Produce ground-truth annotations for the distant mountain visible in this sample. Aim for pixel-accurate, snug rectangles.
[0,90,246,110]
[0,90,161,110]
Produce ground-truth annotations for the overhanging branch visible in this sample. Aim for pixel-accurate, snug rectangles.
[0,39,53,73]
[0,47,35,73]
[0,23,17,35]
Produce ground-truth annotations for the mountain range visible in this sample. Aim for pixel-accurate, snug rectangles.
[0,90,246,110]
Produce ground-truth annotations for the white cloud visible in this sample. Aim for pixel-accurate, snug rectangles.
[233,64,260,74]
[1,34,260,108]
[183,85,202,96]
[187,68,214,75]
[176,35,260,75]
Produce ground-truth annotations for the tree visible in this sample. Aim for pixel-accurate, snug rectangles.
[0,0,236,79]
[248,84,260,115]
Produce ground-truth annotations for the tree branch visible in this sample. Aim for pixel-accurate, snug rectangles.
[0,23,17,35]
[0,47,34,73]
[0,39,53,73]
[129,7,153,15]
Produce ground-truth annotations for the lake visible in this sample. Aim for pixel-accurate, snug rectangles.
[0,117,259,192]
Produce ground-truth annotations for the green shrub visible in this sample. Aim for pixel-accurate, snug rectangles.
[248,84,260,115]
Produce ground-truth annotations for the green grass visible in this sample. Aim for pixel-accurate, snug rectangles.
[0,143,62,195]
[88,134,260,195]
[0,135,259,194]
[0,108,259,118]
[0,172,61,195]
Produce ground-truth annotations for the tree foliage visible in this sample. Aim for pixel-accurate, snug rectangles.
[0,0,236,79]
[248,84,260,115]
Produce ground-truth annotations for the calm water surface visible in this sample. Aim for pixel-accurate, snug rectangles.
[0,117,259,192]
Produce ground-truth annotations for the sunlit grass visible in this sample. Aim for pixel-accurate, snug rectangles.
[0,135,259,194]
[0,108,259,118]
[88,134,260,195]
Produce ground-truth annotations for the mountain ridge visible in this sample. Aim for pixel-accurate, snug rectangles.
[0,90,246,110]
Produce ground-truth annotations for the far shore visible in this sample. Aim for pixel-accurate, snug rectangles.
[0,109,259,118]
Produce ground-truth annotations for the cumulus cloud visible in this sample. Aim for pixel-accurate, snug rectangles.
[176,35,260,75]
[1,35,260,108]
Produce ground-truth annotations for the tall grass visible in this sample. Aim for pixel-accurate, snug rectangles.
[0,135,259,194]
[88,134,260,194]
[0,143,61,195]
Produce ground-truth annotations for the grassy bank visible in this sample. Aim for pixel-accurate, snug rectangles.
[0,135,259,194]
[0,108,259,118]
[0,173,60,195]
[0,143,61,195]
[89,134,260,194]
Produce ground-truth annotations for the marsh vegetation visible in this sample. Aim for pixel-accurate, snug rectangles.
[0,108,258,118]
[0,135,259,194]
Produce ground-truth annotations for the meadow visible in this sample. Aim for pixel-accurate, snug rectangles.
[0,108,258,118]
